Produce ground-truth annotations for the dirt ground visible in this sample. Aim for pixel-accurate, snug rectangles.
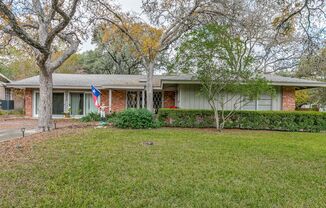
[0,117,87,130]
[0,117,97,142]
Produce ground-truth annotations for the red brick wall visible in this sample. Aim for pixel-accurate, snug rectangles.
[282,87,296,111]
[111,90,126,112]
[101,90,109,106]
[25,89,33,117]
[163,91,176,108]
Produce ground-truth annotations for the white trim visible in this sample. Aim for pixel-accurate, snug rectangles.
[32,89,100,118]
[142,90,145,108]
[33,90,66,118]
[69,91,85,117]
[109,89,112,112]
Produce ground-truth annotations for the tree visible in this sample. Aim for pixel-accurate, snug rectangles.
[79,25,143,75]
[296,48,326,106]
[295,89,310,108]
[89,0,227,112]
[55,53,84,74]
[175,24,274,130]
[0,0,85,128]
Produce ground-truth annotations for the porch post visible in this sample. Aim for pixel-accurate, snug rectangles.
[142,89,145,108]
[109,89,112,113]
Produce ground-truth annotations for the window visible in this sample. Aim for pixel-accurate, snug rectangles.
[70,93,84,115]
[5,88,11,100]
[35,92,64,115]
[127,91,139,108]
[258,94,272,110]
[126,91,162,112]
[241,94,272,111]
[53,93,64,115]
[153,91,162,112]
[85,93,99,115]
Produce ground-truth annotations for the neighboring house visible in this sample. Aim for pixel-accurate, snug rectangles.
[7,73,326,118]
[0,73,24,111]
[0,73,13,110]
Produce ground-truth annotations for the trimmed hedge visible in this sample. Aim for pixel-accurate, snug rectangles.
[158,108,326,132]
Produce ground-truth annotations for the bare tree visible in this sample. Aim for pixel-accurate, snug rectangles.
[222,0,325,74]
[88,0,230,112]
[0,0,86,128]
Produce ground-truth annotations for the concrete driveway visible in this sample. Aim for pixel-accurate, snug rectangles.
[0,128,39,142]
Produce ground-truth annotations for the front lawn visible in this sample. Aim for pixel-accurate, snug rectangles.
[1,128,326,207]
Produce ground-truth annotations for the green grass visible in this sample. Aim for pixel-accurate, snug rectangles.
[1,128,326,207]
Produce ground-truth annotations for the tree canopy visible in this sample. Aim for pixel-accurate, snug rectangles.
[175,24,274,130]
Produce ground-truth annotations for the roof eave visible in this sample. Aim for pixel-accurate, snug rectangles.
[271,82,326,87]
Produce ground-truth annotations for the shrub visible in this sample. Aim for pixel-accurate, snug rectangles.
[80,112,101,122]
[0,109,24,116]
[114,109,161,129]
[158,108,326,132]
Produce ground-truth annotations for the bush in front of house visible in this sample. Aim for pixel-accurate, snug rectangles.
[158,108,326,132]
[114,108,161,129]
[0,109,24,116]
[80,112,101,122]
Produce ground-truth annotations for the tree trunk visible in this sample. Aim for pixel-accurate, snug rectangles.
[146,61,154,112]
[209,100,220,131]
[38,70,53,130]
[213,109,220,131]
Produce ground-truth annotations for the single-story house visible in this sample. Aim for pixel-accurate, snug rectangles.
[0,73,24,110]
[7,73,326,118]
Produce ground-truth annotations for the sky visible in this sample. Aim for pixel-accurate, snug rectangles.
[79,0,143,52]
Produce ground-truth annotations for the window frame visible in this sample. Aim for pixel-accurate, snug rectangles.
[33,90,66,117]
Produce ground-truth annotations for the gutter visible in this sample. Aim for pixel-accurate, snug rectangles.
[160,80,326,88]
[6,84,163,90]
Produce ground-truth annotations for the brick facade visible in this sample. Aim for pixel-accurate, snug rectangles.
[111,90,126,112]
[25,88,33,117]
[22,86,296,117]
[163,91,176,108]
[101,90,109,106]
[282,87,296,111]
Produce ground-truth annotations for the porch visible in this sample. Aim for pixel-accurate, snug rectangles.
[27,87,177,118]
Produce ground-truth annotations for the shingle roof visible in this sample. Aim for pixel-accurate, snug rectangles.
[7,73,326,89]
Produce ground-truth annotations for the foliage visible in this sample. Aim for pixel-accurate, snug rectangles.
[80,112,101,122]
[90,0,225,112]
[0,0,85,128]
[296,48,326,106]
[1,128,326,207]
[79,23,148,75]
[0,49,38,80]
[114,108,160,129]
[55,53,84,74]
[79,47,141,75]
[175,24,274,130]
[100,23,163,62]
[295,89,310,108]
[0,109,23,116]
[158,109,326,132]
[0,50,83,81]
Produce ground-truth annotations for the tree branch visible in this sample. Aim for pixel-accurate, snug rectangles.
[45,0,80,47]
[0,1,48,54]
[47,33,80,72]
